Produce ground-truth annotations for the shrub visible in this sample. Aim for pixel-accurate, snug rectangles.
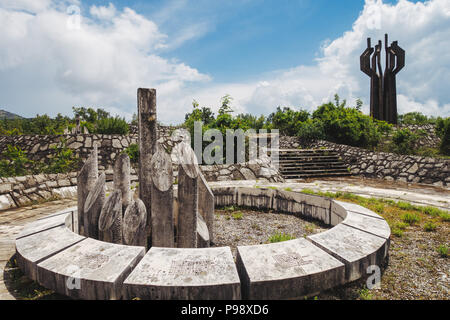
[312,96,391,148]
[266,107,310,136]
[398,112,432,125]
[95,116,129,134]
[0,145,34,177]
[435,117,450,155]
[268,232,295,243]
[123,143,139,164]
[295,119,325,141]
[44,139,78,174]
[390,129,419,155]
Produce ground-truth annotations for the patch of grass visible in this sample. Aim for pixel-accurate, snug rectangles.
[372,203,385,214]
[437,244,448,258]
[391,227,404,237]
[419,206,443,217]
[284,187,293,192]
[396,201,416,211]
[304,223,316,234]
[224,206,236,212]
[267,186,277,190]
[423,221,437,232]
[232,211,243,220]
[392,221,408,230]
[439,211,450,222]
[268,232,295,243]
[300,188,315,195]
[402,212,421,225]
[359,288,374,300]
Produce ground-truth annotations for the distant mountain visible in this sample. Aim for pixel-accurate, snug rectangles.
[0,109,24,119]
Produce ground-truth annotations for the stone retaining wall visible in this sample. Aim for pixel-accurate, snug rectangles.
[314,140,449,186]
[0,126,180,171]
[0,159,282,211]
[278,124,448,186]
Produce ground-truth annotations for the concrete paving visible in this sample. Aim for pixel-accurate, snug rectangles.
[208,177,450,211]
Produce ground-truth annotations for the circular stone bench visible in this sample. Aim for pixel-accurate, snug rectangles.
[15,187,390,300]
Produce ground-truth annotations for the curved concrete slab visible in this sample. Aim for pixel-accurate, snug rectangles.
[236,238,345,300]
[308,223,389,282]
[123,247,240,300]
[36,238,145,300]
[16,224,86,281]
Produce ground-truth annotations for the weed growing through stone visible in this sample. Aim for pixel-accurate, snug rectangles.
[232,211,243,220]
[402,212,421,225]
[396,201,415,211]
[391,228,404,237]
[437,245,448,258]
[423,221,437,232]
[359,288,374,300]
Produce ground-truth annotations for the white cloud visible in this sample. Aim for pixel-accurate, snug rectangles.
[0,0,210,121]
[89,3,116,20]
[0,0,449,125]
[188,0,450,119]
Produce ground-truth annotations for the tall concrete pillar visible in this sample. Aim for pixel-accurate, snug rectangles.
[137,88,158,245]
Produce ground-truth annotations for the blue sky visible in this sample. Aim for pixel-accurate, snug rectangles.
[0,0,449,123]
[85,0,389,82]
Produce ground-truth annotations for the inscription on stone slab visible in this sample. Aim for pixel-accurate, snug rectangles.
[36,238,145,300]
[272,253,313,268]
[123,247,241,300]
[236,238,345,299]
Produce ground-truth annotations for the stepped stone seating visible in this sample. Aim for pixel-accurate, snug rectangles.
[274,149,351,179]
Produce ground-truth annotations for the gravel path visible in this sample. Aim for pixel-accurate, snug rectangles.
[212,208,329,259]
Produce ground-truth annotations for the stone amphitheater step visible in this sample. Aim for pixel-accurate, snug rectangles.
[275,149,351,179]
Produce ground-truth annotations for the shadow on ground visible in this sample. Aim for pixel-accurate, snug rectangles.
[3,254,69,300]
